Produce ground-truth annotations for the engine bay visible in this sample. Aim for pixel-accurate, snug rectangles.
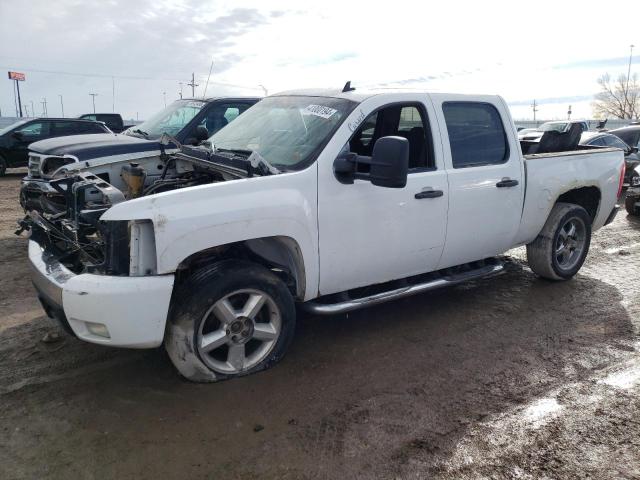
[19,147,267,275]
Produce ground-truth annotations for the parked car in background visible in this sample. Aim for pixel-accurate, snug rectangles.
[23,97,259,182]
[22,89,624,382]
[518,120,590,141]
[579,131,639,187]
[78,113,133,133]
[0,118,110,176]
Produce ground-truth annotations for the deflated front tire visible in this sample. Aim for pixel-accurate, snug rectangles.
[165,259,296,382]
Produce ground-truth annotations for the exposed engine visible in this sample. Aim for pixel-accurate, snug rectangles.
[19,147,263,275]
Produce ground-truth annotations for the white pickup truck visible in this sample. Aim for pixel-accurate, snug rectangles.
[23,88,624,382]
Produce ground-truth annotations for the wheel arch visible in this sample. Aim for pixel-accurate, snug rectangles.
[174,236,307,300]
[555,186,601,223]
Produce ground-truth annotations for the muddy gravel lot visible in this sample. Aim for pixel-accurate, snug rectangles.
[1,169,640,479]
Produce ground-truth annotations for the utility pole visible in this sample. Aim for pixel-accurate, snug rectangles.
[30,100,35,118]
[258,84,268,96]
[178,82,184,99]
[163,91,167,108]
[112,76,115,113]
[531,99,538,125]
[23,104,28,117]
[59,94,64,117]
[89,93,98,113]
[625,44,635,119]
[187,73,198,97]
[41,98,48,117]
[567,104,572,120]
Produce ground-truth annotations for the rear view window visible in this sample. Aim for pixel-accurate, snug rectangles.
[443,102,508,168]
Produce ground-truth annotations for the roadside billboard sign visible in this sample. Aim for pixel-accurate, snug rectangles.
[8,71,26,81]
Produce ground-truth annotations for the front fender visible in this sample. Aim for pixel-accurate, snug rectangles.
[101,168,320,300]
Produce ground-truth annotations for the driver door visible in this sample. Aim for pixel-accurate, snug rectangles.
[317,97,449,296]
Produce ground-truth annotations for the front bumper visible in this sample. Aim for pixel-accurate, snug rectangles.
[29,240,174,348]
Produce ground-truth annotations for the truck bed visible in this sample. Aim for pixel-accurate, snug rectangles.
[514,147,624,246]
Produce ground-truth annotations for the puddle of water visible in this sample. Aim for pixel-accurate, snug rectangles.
[600,364,640,390]
[523,397,562,424]
[603,242,640,254]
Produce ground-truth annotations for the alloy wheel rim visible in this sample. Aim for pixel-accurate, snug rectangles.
[196,289,281,374]
[554,217,586,271]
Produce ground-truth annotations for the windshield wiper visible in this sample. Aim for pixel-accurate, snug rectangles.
[213,147,280,176]
[215,148,253,157]
[131,128,149,137]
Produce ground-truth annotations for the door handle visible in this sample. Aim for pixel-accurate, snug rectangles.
[415,189,444,199]
[496,178,519,188]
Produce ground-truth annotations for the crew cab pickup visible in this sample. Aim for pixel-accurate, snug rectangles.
[22,88,624,382]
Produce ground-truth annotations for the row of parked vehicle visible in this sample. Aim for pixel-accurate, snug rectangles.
[8,86,632,382]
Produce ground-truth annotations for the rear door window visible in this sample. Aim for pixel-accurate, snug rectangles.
[442,102,509,168]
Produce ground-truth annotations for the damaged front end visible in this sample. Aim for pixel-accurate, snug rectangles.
[18,146,260,276]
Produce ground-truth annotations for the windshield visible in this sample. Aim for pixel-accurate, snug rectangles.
[539,122,568,132]
[126,100,205,139]
[209,96,356,170]
[0,119,29,136]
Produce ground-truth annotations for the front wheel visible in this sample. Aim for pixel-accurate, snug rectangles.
[526,202,592,280]
[165,260,296,382]
[625,195,639,216]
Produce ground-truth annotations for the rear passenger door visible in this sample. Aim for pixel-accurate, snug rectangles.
[431,96,524,269]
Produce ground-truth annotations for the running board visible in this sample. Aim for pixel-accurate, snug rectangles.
[302,262,505,315]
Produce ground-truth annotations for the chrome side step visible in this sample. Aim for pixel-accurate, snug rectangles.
[302,262,505,315]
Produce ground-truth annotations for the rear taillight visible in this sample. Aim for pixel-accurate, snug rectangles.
[617,162,625,198]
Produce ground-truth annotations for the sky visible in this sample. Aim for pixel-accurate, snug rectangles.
[0,0,638,121]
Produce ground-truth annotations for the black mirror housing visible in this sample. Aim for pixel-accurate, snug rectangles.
[195,125,209,142]
[369,136,409,188]
[333,136,409,188]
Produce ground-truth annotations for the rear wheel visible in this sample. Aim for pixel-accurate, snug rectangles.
[526,202,592,280]
[165,260,296,382]
[625,194,639,216]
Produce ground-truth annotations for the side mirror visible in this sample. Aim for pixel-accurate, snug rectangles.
[333,136,409,188]
[369,136,409,188]
[631,147,639,155]
[195,125,209,142]
[12,131,23,140]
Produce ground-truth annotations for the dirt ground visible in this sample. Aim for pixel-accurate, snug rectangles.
[1,169,640,480]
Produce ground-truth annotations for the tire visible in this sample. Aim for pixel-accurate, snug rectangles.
[625,195,639,216]
[165,260,296,383]
[526,202,592,281]
[0,156,6,177]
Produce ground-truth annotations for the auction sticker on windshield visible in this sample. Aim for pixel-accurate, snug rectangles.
[303,104,337,119]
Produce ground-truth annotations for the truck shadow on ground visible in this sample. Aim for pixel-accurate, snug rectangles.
[0,257,635,479]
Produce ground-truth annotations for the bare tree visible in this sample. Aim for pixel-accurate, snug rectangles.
[592,73,639,119]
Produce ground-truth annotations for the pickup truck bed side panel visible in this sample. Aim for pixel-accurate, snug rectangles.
[101,169,320,300]
[515,148,623,246]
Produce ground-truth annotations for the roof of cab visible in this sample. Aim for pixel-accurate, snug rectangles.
[271,88,379,102]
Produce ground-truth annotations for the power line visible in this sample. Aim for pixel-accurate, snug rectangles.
[0,64,262,91]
